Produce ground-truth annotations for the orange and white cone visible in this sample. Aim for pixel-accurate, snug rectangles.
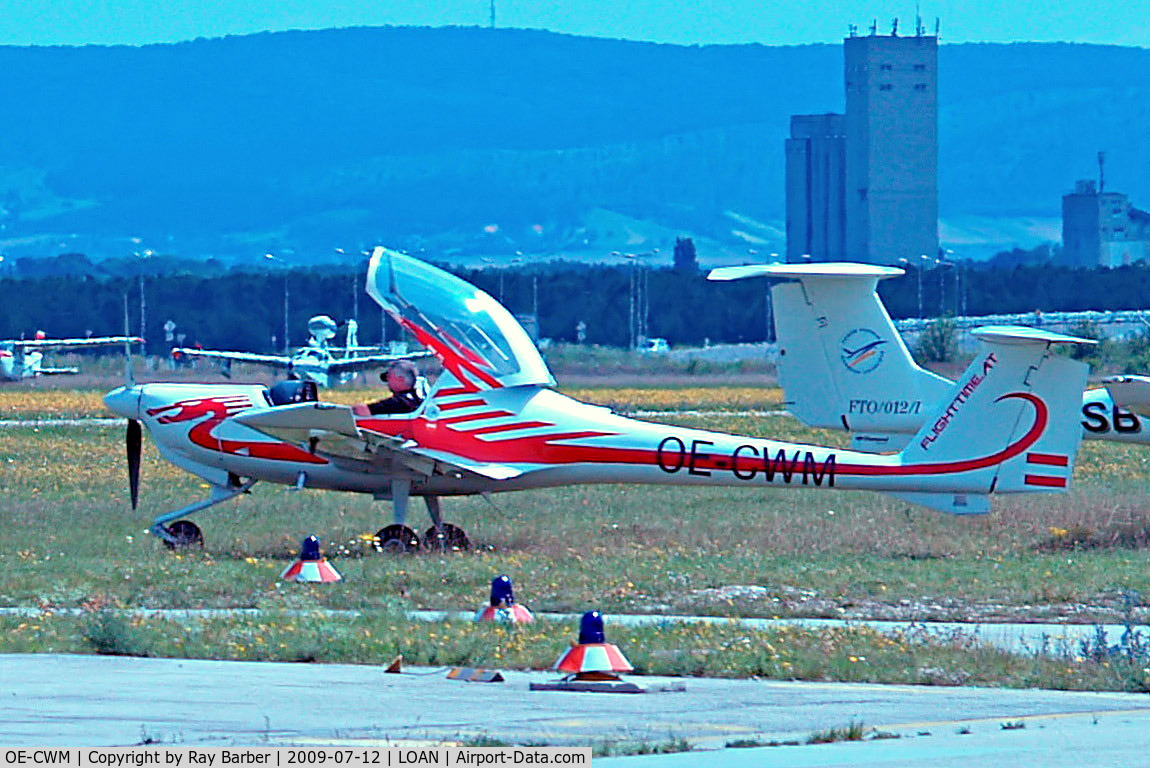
[476,604,535,622]
[553,611,632,679]
[280,535,342,583]
[475,575,534,623]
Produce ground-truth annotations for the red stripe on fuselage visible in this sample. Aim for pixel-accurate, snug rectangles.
[355,391,1049,480]
[1027,452,1069,467]
[437,399,488,411]
[435,387,475,398]
[1024,474,1067,488]
[469,420,553,437]
[439,410,515,426]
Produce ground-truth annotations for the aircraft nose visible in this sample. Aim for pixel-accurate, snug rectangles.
[104,385,143,419]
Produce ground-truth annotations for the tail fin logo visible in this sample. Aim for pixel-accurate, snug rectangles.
[841,328,887,374]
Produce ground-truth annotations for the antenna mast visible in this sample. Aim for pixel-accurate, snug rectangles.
[1098,151,1106,193]
[123,293,134,385]
[138,273,147,360]
[489,0,495,28]
[283,276,290,354]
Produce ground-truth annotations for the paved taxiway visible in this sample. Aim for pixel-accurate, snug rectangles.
[0,418,122,428]
[3,653,1150,766]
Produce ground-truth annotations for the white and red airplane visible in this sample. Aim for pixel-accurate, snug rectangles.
[709,262,1145,450]
[173,315,429,388]
[105,248,1092,550]
[1,333,142,381]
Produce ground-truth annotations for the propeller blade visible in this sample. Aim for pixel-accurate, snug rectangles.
[127,418,142,510]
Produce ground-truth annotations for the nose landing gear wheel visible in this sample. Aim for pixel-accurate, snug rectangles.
[163,520,204,550]
[374,524,420,553]
[424,523,470,552]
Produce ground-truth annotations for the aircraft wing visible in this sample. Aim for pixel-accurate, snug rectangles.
[1103,375,1150,417]
[172,348,293,370]
[707,262,904,282]
[235,403,522,481]
[13,336,143,350]
[325,350,434,376]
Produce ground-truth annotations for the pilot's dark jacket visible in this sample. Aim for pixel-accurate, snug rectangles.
[366,389,423,415]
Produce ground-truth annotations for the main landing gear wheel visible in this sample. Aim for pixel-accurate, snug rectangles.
[424,523,470,552]
[374,524,420,553]
[163,520,204,550]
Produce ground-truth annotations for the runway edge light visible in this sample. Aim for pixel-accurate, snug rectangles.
[280,535,343,583]
[475,574,534,623]
[530,610,644,693]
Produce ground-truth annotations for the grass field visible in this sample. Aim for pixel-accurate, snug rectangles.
[0,383,786,418]
[3,381,1150,691]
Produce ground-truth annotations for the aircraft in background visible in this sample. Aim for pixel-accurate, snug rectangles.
[708,262,1146,450]
[1,333,142,381]
[172,314,430,388]
[104,247,1092,551]
[1099,375,1150,419]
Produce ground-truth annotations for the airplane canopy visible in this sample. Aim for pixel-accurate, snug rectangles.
[366,248,555,390]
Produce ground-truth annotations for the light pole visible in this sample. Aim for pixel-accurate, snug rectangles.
[944,249,958,316]
[335,248,358,325]
[936,258,945,316]
[765,252,780,343]
[622,251,655,349]
[961,262,968,317]
[266,253,288,353]
[898,258,910,318]
[623,254,637,349]
[134,249,153,360]
[284,276,290,353]
[917,254,929,318]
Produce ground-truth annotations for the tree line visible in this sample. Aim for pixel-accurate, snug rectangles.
[5,256,1150,353]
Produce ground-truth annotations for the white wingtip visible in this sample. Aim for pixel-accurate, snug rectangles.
[707,262,905,282]
[971,325,1098,346]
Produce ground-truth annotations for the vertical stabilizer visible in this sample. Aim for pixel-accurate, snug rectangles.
[708,263,951,434]
[897,327,1091,496]
[770,265,951,434]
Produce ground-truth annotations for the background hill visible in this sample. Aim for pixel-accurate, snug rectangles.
[0,27,1146,264]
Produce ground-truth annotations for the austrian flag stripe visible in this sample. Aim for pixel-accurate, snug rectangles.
[1023,452,1069,488]
[1024,474,1067,488]
[1027,452,1069,467]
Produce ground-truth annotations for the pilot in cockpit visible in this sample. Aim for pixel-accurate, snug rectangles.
[353,360,424,416]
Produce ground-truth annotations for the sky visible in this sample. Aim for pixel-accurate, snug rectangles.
[0,0,1144,48]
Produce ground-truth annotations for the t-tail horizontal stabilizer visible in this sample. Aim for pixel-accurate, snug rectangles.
[895,326,1092,506]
